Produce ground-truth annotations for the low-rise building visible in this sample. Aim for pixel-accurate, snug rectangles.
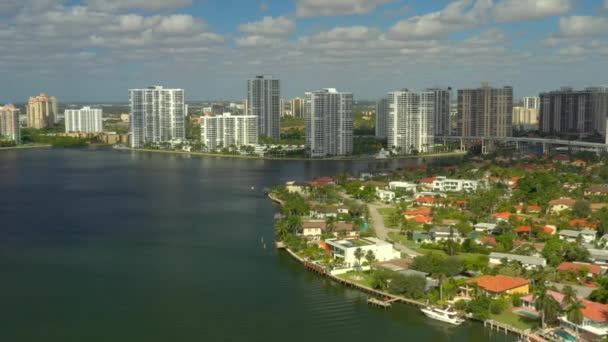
[431,176,480,192]
[388,181,417,193]
[585,185,608,197]
[300,220,327,241]
[430,226,463,242]
[488,252,547,269]
[324,237,401,267]
[556,262,604,279]
[548,197,577,214]
[559,229,596,244]
[464,275,530,297]
[376,189,396,202]
[589,249,608,267]
[474,222,497,233]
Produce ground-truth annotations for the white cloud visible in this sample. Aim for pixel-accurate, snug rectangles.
[308,26,381,43]
[86,0,192,12]
[493,0,573,22]
[559,16,608,37]
[389,0,492,39]
[235,35,283,48]
[463,28,506,45]
[238,16,295,37]
[296,0,391,17]
[605,0,608,10]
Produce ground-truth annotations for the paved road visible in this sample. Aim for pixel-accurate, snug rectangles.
[368,202,421,258]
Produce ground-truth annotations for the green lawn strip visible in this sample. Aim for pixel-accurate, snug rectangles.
[490,311,540,331]
[336,271,375,288]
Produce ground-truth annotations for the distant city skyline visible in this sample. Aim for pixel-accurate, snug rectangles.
[1,0,607,102]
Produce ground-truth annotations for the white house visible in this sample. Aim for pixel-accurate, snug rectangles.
[324,237,401,267]
[300,220,327,241]
[474,222,497,233]
[559,229,596,244]
[489,252,547,270]
[388,181,417,193]
[376,189,396,202]
[432,176,480,192]
[430,226,464,242]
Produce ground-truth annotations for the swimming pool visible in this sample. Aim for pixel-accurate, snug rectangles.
[555,329,577,341]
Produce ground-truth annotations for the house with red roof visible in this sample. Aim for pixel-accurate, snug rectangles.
[492,212,512,222]
[549,197,577,214]
[419,177,436,190]
[553,154,570,164]
[481,236,497,247]
[557,262,604,279]
[415,196,439,207]
[572,159,587,167]
[569,219,595,230]
[515,225,532,236]
[307,176,335,187]
[543,225,557,235]
[403,207,432,219]
[586,185,608,197]
[464,275,530,297]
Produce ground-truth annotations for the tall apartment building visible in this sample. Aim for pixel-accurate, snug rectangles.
[64,106,103,133]
[304,88,353,157]
[291,97,304,119]
[27,93,58,129]
[247,75,280,139]
[200,113,258,150]
[523,96,540,110]
[428,88,451,136]
[0,104,20,142]
[129,85,186,148]
[457,83,513,137]
[539,88,608,136]
[387,90,435,154]
[375,98,388,139]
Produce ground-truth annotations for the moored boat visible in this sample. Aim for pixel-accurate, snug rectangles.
[420,305,465,325]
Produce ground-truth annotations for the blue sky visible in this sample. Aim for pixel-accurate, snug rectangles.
[1,0,607,102]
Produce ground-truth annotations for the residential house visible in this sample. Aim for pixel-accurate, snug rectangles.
[464,275,530,297]
[412,232,431,244]
[481,236,497,247]
[429,226,463,242]
[309,206,338,219]
[285,181,307,194]
[589,249,608,267]
[585,185,608,197]
[431,176,481,192]
[300,220,327,241]
[419,177,436,190]
[324,237,401,267]
[415,196,440,207]
[488,252,547,269]
[569,219,595,230]
[492,212,512,222]
[513,203,541,214]
[388,181,417,193]
[559,229,596,244]
[307,177,335,187]
[514,225,532,236]
[376,189,396,202]
[333,222,358,237]
[404,207,432,220]
[556,262,604,279]
[548,197,576,214]
[474,222,497,233]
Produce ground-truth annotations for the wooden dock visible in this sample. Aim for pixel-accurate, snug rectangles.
[367,297,392,309]
[275,241,286,249]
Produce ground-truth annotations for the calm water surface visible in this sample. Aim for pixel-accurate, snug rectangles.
[0,149,513,342]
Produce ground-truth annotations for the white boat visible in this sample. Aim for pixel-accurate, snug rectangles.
[420,305,465,325]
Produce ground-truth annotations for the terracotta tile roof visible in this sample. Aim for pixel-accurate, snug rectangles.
[581,300,608,322]
[549,198,576,207]
[415,196,435,204]
[586,185,608,194]
[334,222,355,232]
[557,262,602,276]
[411,216,433,224]
[481,236,497,245]
[527,205,541,212]
[467,275,529,293]
[420,177,437,184]
[569,219,590,227]
[404,207,432,216]
[543,225,556,234]
[515,225,532,233]
[302,221,327,230]
[493,212,512,219]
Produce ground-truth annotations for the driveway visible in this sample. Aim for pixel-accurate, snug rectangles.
[368,202,421,258]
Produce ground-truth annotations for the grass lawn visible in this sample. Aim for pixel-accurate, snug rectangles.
[378,207,397,227]
[388,231,409,245]
[337,271,375,288]
[490,311,540,331]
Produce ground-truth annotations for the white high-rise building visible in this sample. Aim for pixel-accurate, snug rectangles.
[64,106,103,133]
[387,89,435,154]
[428,88,451,136]
[375,98,388,139]
[523,96,540,110]
[304,88,353,157]
[129,86,186,148]
[247,75,280,139]
[201,113,258,150]
[0,104,20,142]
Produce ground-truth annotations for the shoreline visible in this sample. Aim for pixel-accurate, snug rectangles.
[114,146,466,161]
[0,144,51,151]
[271,193,529,340]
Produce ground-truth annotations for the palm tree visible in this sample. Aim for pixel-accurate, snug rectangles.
[534,286,562,328]
[354,247,364,270]
[562,285,578,307]
[364,250,376,269]
[566,301,585,340]
[274,220,290,241]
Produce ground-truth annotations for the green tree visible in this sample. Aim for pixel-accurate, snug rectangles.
[534,286,562,327]
[590,277,608,303]
[274,220,290,241]
[573,200,591,218]
[566,301,586,340]
[354,247,364,269]
[364,250,376,267]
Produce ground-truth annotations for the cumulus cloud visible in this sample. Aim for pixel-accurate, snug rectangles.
[559,16,608,37]
[296,0,391,17]
[238,16,295,37]
[86,0,192,12]
[388,0,492,39]
[493,0,573,22]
